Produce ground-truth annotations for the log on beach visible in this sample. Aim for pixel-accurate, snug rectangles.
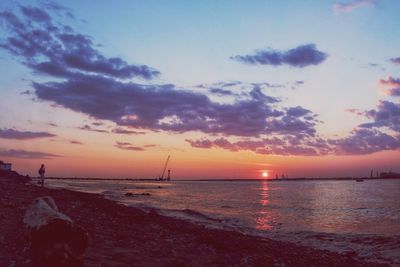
[0,172,388,267]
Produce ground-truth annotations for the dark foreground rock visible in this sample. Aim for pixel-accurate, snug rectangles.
[24,196,88,267]
[0,174,388,267]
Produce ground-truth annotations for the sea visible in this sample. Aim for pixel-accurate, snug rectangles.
[43,178,400,265]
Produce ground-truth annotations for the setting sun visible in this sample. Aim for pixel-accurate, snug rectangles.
[262,171,269,178]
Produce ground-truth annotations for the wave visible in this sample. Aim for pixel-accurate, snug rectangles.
[262,231,400,266]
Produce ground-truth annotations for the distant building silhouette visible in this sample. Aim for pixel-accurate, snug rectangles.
[380,172,400,178]
[0,160,12,171]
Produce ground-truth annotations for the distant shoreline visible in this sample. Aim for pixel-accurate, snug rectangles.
[35,176,400,182]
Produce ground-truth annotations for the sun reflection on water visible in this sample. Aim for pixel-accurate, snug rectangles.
[255,181,274,231]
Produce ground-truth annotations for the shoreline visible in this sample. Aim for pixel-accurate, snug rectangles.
[32,176,400,182]
[0,172,388,266]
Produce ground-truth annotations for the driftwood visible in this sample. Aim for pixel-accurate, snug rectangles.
[24,196,88,267]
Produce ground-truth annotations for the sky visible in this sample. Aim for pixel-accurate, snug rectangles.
[0,0,399,179]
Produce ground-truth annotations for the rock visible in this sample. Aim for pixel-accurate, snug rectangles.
[125,192,151,197]
[342,250,357,258]
[24,196,88,267]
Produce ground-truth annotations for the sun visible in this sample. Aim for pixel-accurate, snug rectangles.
[262,171,269,178]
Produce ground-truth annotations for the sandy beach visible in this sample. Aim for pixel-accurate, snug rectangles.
[0,171,388,267]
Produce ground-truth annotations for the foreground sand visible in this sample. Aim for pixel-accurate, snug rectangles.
[0,172,387,267]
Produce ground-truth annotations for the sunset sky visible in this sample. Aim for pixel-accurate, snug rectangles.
[0,0,399,179]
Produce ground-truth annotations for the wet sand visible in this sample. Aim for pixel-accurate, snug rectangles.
[0,171,388,266]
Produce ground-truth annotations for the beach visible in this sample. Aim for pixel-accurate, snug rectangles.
[0,172,388,267]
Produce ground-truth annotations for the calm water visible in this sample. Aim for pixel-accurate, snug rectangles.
[45,179,400,264]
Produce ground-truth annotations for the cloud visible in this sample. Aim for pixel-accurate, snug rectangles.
[6,3,398,157]
[359,100,400,132]
[112,127,146,135]
[385,88,400,97]
[380,77,400,96]
[380,76,400,87]
[41,0,75,19]
[69,140,83,145]
[115,141,145,151]
[345,108,366,116]
[186,136,332,156]
[332,129,400,154]
[187,99,400,156]
[197,81,287,98]
[143,144,157,148]
[332,99,400,154]
[0,149,60,159]
[231,44,328,68]
[0,4,322,139]
[21,90,31,95]
[20,5,51,22]
[0,128,56,139]
[390,57,400,65]
[209,88,235,96]
[34,77,319,136]
[78,124,108,133]
[0,5,159,80]
[187,127,400,156]
[286,106,312,117]
[333,0,377,14]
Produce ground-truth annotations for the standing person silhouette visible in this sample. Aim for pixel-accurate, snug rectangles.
[38,164,45,187]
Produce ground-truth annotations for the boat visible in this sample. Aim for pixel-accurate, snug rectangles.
[156,155,171,181]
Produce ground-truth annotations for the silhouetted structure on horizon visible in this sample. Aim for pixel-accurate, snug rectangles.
[380,172,400,178]
[156,155,171,181]
[0,160,12,171]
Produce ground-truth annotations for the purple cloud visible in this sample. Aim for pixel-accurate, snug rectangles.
[115,141,145,151]
[21,90,31,95]
[0,6,159,80]
[209,88,235,96]
[231,44,328,68]
[333,0,377,14]
[380,77,400,96]
[187,127,399,156]
[6,3,397,157]
[32,76,319,137]
[20,5,51,22]
[332,129,400,154]
[78,125,108,133]
[332,99,400,154]
[386,88,400,97]
[0,149,60,159]
[187,98,400,156]
[143,144,157,148]
[186,136,331,156]
[0,128,56,139]
[390,57,400,65]
[198,81,287,98]
[0,4,321,139]
[286,106,312,117]
[112,127,146,135]
[359,101,400,132]
[70,140,83,145]
[47,122,58,127]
